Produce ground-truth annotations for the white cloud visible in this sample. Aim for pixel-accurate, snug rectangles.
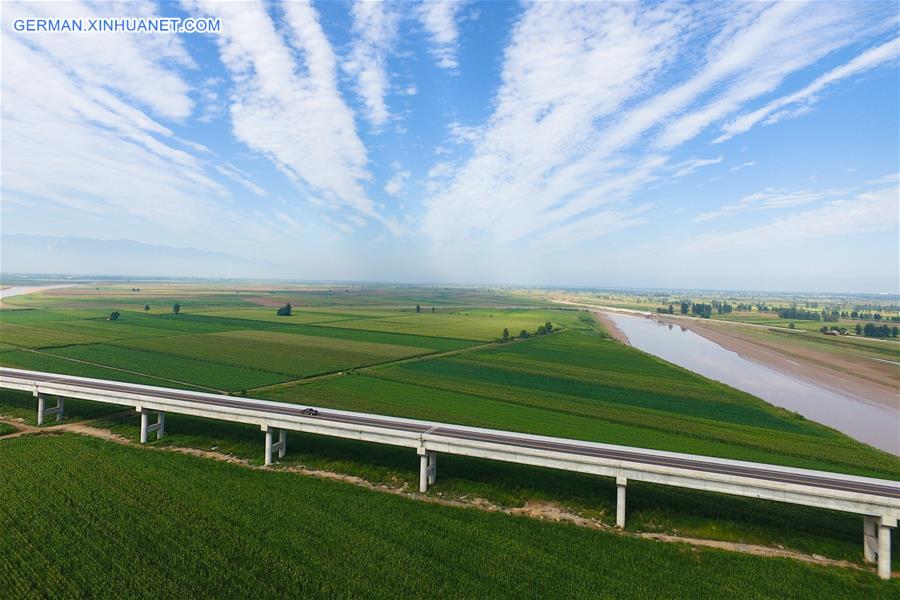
[729,160,755,172]
[4,1,196,121]
[345,0,399,128]
[866,173,900,186]
[422,2,692,244]
[655,2,868,148]
[536,204,653,249]
[717,37,900,142]
[686,186,898,253]
[215,164,266,197]
[384,162,411,196]
[418,0,468,70]
[447,121,482,144]
[190,0,378,223]
[0,2,229,231]
[421,1,878,248]
[672,156,723,178]
[694,188,840,222]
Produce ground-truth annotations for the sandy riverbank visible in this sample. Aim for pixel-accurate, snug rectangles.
[647,315,900,411]
[592,311,630,344]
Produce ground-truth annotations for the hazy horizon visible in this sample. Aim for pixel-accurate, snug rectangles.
[3,233,899,298]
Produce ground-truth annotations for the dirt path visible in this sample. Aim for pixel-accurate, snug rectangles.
[1,416,893,577]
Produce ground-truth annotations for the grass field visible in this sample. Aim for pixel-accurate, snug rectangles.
[1,434,894,599]
[116,330,437,379]
[317,308,577,341]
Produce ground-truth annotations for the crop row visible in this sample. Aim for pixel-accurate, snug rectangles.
[114,330,432,379]
[1,434,894,598]
[0,351,209,392]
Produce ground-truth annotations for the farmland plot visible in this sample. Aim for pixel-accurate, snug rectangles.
[318,309,577,341]
[44,344,285,391]
[0,351,209,391]
[116,330,435,379]
[0,323,104,348]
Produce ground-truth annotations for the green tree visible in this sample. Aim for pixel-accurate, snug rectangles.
[173,303,181,315]
[108,311,120,321]
[819,326,828,334]
[416,304,421,313]
[276,303,292,316]
[519,329,529,339]
[502,328,510,342]
[144,304,150,312]
[788,322,795,329]
[545,321,553,333]
[855,323,862,335]
[431,307,435,313]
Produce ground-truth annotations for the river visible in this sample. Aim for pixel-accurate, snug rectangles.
[0,284,77,299]
[606,312,900,456]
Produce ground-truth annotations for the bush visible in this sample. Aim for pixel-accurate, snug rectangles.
[276,303,292,317]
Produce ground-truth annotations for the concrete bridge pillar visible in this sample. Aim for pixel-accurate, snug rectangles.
[138,408,165,443]
[616,476,627,528]
[263,426,286,466]
[877,518,893,580]
[264,428,273,466]
[418,448,437,492]
[36,394,64,425]
[864,515,878,563]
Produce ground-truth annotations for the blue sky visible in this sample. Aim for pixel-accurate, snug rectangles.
[1,1,898,292]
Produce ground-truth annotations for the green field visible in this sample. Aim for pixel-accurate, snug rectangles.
[317,308,575,341]
[0,306,480,391]
[1,434,894,599]
[116,330,437,379]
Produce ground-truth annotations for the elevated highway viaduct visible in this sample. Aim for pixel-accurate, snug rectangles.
[2,367,897,579]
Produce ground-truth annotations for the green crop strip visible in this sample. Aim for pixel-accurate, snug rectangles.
[1,434,895,598]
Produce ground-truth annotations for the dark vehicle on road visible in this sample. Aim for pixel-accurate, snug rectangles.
[300,408,318,416]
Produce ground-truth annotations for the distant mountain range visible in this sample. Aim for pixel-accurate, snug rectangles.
[0,234,292,279]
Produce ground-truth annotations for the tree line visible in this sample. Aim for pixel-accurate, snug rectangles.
[856,323,899,338]
[500,321,556,342]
